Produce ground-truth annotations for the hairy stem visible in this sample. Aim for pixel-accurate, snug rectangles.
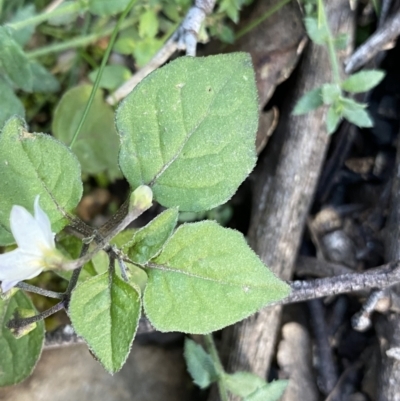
[204,333,229,401]
[15,282,64,299]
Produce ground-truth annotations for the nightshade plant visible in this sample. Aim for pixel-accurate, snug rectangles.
[0,53,290,389]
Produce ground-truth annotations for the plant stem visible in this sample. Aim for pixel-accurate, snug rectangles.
[235,0,291,40]
[204,334,229,401]
[317,0,341,84]
[26,18,136,58]
[15,282,64,299]
[69,0,138,148]
[7,301,65,329]
[7,1,83,31]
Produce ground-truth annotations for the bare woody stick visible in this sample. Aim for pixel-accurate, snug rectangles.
[107,0,216,105]
[345,7,400,73]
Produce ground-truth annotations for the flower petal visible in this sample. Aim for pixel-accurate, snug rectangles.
[34,196,55,248]
[0,249,43,282]
[10,204,51,254]
[1,279,20,293]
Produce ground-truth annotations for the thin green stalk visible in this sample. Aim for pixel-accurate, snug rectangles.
[27,18,136,58]
[317,0,341,84]
[204,334,229,401]
[7,1,84,31]
[69,0,138,148]
[235,0,291,40]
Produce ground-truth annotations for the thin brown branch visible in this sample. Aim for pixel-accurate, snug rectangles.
[345,7,400,73]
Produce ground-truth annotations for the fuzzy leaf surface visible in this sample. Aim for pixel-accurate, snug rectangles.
[292,87,323,115]
[0,291,44,386]
[341,70,385,93]
[0,117,82,245]
[244,380,288,401]
[89,0,130,16]
[124,208,178,265]
[52,85,121,179]
[0,26,32,91]
[225,372,266,397]
[116,53,258,212]
[143,221,290,333]
[184,338,218,388]
[69,271,141,373]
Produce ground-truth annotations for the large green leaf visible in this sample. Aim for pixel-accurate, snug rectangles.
[143,221,290,333]
[0,117,83,245]
[0,26,32,91]
[69,271,141,373]
[116,53,258,212]
[52,85,121,180]
[0,291,44,386]
[124,208,178,265]
[0,76,24,129]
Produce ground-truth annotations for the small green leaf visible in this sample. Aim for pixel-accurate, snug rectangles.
[48,1,80,25]
[124,208,178,265]
[304,17,328,45]
[292,87,323,115]
[0,291,44,386]
[52,85,121,180]
[326,105,342,134]
[89,0,131,16]
[0,26,32,91]
[0,117,83,245]
[184,338,218,388]
[0,76,24,128]
[225,372,266,397]
[30,62,60,93]
[69,271,141,373]
[89,65,131,91]
[139,9,159,38]
[321,83,341,105]
[341,98,373,127]
[9,5,36,46]
[117,53,258,212]
[143,221,290,334]
[341,70,385,93]
[132,37,163,67]
[244,380,288,401]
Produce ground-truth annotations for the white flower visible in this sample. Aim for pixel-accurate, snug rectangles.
[0,196,64,293]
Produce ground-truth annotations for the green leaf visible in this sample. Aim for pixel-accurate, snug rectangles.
[89,65,131,91]
[9,5,36,46]
[225,372,266,397]
[0,291,44,386]
[52,85,121,180]
[139,9,159,38]
[341,98,373,128]
[69,271,141,373]
[117,53,258,212]
[0,26,32,91]
[48,1,80,25]
[244,380,288,401]
[143,221,290,333]
[89,0,131,16]
[341,70,385,93]
[132,37,163,67]
[124,208,178,265]
[184,338,218,388]
[304,17,328,45]
[0,116,83,245]
[333,33,349,50]
[326,105,342,134]
[0,76,24,128]
[30,61,60,93]
[292,87,323,115]
[321,83,341,105]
